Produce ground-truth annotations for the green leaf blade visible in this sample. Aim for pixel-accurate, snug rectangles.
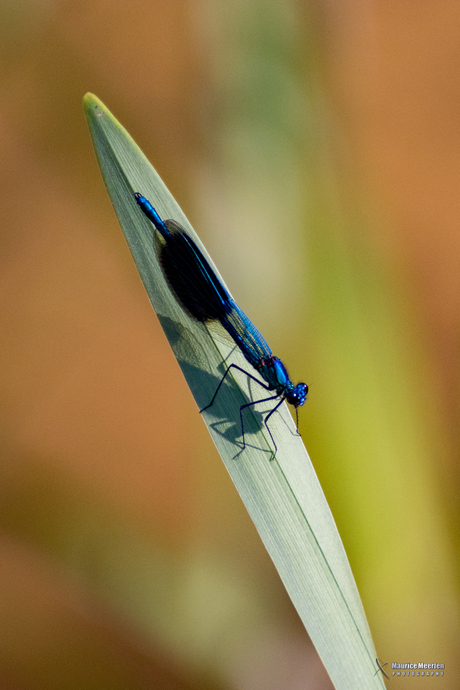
[84,92,385,689]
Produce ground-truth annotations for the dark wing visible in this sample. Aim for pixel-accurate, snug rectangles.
[159,219,232,323]
[159,219,273,369]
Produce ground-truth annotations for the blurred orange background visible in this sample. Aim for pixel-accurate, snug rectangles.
[0,1,459,688]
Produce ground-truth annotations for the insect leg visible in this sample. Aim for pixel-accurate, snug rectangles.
[261,397,286,460]
[200,363,270,413]
[234,394,280,459]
